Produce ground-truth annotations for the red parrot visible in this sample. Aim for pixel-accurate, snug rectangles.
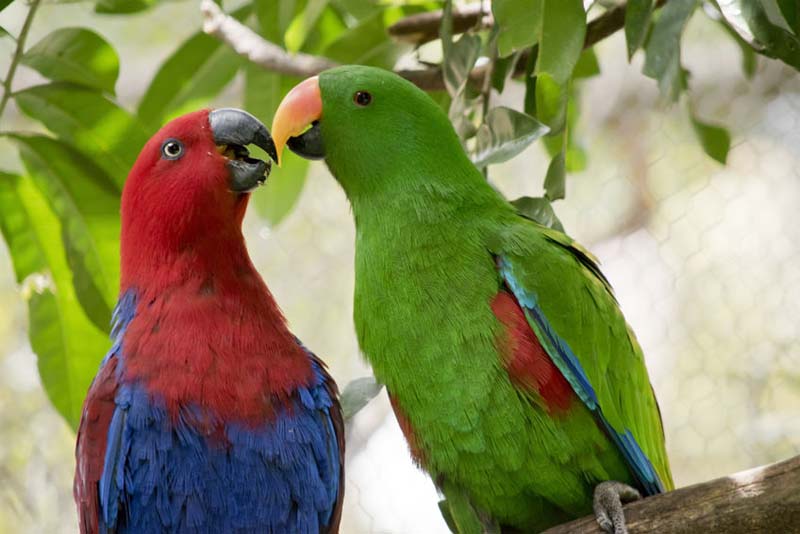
[73,109,344,533]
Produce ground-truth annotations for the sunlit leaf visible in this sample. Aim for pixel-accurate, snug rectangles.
[285,0,329,52]
[256,0,301,43]
[511,196,564,231]
[340,376,383,421]
[0,172,110,429]
[244,66,309,226]
[718,19,757,78]
[643,0,697,101]
[494,0,542,57]
[543,150,565,200]
[15,83,150,189]
[534,72,567,133]
[625,0,655,59]
[9,134,120,332]
[473,106,549,168]
[20,28,119,94]
[690,113,730,164]
[536,0,587,85]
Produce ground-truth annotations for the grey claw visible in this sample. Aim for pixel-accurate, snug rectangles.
[593,481,641,534]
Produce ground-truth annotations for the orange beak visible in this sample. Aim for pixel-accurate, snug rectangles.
[271,76,323,166]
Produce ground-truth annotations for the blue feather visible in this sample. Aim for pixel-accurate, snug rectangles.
[499,257,665,496]
[96,290,341,533]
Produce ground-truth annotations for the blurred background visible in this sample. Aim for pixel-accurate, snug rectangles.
[1,1,799,533]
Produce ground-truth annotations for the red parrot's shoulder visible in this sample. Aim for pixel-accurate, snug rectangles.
[74,353,119,534]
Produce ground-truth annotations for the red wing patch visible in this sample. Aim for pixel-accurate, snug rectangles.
[74,355,119,534]
[491,291,574,413]
[388,393,427,468]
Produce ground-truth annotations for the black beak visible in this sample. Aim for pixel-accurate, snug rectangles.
[209,108,278,193]
[287,122,325,160]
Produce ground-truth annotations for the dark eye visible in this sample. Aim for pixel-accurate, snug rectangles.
[161,138,184,160]
[353,91,372,107]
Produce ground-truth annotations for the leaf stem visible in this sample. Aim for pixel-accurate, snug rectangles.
[0,0,43,121]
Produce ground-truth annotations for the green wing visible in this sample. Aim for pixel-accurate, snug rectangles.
[493,218,674,493]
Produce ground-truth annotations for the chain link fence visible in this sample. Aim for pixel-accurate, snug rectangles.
[0,6,798,533]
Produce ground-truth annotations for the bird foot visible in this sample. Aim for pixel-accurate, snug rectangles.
[592,481,641,534]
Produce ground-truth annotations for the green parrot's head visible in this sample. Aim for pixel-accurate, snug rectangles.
[271,65,473,198]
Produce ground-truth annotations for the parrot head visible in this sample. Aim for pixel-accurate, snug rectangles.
[271,65,471,198]
[121,108,277,288]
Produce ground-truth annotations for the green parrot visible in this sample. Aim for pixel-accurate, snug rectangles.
[270,66,673,533]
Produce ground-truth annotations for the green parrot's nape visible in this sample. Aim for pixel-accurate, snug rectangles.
[272,66,674,533]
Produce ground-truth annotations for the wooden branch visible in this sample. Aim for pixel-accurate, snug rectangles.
[388,4,491,45]
[201,0,336,78]
[201,0,668,92]
[543,454,800,534]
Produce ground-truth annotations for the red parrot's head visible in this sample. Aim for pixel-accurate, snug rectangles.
[120,109,277,289]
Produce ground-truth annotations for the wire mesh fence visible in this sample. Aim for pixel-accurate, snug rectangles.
[0,7,799,534]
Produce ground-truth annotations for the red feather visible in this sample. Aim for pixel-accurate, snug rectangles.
[117,109,313,425]
[74,355,119,534]
[491,291,573,413]
[389,393,427,468]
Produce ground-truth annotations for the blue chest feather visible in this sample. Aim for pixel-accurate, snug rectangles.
[98,291,341,534]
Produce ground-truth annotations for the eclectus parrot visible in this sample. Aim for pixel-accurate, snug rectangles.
[73,109,344,534]
[270,67,673,533]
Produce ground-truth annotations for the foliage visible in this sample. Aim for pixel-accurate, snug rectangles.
[0,0,797,427]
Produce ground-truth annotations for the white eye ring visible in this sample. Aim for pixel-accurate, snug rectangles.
[161,138,184,160]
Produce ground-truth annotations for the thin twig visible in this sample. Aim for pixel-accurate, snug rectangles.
[388,4,491,45]
[0,0,42,120]
[202,0,670,92]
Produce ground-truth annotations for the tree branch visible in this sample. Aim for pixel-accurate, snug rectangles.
[543,454,800,533]
[200,0,336,78]
[388,4,491,45]
[201,0,668,92]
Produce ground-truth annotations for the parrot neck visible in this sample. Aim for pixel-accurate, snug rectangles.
[116,221,314,424]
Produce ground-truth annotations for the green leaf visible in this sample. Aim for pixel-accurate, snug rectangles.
[94,0,155,14]
[0,172,110,429]
[0,26,9,39]
[536,0,587,85]
[0,0,12,13]
[443,32,481,97]
[473,106,549,168]
[690,113,730,164]
[643,0,697,101]
[256,0,301,43]
[340,376,383,420]
[511,196,564,231]
[534,72,568,133]
[20,28,119,94]
[9,134,120,332]
[244,66,309,226]
[730,0,800,71]
[491,52,520,93]
[14,83,150,189]
[324,9,406,67]
[776,0,798,35]
[285,0,329,52]
[543,150,565,200]
[625,0,655,59]
[718,19,757,79]
[494,0,542,57]
[138,35,241,127]
[138,7,250,128]
[573,48,600,79]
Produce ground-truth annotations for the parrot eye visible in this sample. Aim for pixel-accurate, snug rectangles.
[161,139,184,160]
[353,91,372,107]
